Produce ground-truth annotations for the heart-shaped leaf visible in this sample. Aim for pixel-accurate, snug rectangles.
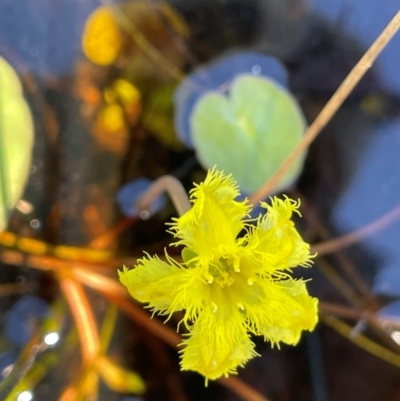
[191,74,306,194]
[174,52,288,148]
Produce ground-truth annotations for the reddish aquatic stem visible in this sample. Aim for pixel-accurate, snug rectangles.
[59,278,100,364]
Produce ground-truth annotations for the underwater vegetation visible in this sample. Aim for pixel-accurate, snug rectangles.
[0,1,400,401]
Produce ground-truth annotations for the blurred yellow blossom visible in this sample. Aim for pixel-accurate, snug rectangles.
[99,104,125,132]
[82,7,122,65]
[119,168,318,381]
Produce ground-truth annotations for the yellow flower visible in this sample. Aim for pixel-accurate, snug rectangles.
[119,168,318,381]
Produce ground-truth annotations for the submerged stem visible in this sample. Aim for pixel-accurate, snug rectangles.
[137,175,191,218]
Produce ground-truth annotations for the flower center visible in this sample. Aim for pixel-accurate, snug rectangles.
[209,257,236,287]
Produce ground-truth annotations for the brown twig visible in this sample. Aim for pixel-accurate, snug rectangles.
[249,11,400,203]
[319,301,364,320]
[311,203,400,255]
[316,258,364,307]
[291,188,373,301]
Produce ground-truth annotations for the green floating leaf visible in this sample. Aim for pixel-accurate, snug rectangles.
[0,57,34,230]
[191,74,306,194]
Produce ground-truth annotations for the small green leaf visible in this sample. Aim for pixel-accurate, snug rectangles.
[0,57,34,230]
[191,74,306,194]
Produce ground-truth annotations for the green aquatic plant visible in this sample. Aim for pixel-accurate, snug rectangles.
[0,57,34,231]
[119,168,318,381]
[191,74,306,194]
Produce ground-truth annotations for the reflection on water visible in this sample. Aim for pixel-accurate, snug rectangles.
[334,118,400,296]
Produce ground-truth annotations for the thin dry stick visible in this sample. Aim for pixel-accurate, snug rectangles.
[312,203,400,255]
[319,302,364,320]
[323,315,400,369]
[249,11,400,204]
[316,258,364,307]
[320,302,400,354]
[291,188,373,300]
[292,196,400,353]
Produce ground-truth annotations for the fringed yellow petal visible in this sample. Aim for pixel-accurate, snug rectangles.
[246,196,313,273]
[119,255,203,317]
[170,168,250,260]
[252,280,318,346]
[180,307,257,381]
